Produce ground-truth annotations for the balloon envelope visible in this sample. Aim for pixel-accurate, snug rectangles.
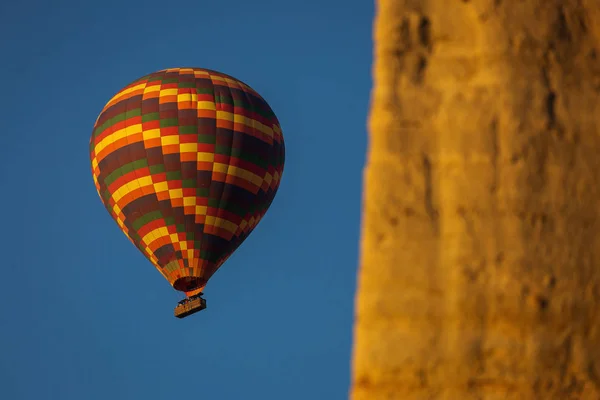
[89,67,285,296]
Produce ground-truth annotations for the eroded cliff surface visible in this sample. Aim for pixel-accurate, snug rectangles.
[351,1,600,399]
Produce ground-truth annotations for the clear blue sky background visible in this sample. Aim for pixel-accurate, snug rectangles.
[0,1,373,399]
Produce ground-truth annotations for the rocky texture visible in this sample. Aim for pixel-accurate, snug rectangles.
[350,1,600,399]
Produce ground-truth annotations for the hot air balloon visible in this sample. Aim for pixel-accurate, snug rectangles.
[89,67,285,318]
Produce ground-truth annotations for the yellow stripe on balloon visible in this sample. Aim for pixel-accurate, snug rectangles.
[161,135,180,146]
[180,143,198,153]
[198,101,216,110]
[152,181,169,193]
[142,227,170,247]
[213,163,263,187]
[111,176,153,203]
[205,216,238,234]
[197,152,214,162]
[177,93,197,103]
[195,205,208,215]
[106,83,146,106]
[95,124,142,154]
[159,88,178,97]
[216,111,273,139]
[143,129,161,140]
[168,189,183,199]
[183,197,196,207]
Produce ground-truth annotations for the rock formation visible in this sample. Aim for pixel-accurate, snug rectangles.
[351,1,600,398]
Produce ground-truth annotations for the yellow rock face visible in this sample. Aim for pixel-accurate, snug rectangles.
[351,1,600,399]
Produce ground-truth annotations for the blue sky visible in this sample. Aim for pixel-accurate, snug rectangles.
[0,1,373,399]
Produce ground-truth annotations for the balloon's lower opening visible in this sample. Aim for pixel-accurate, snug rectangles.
[173,277,206,292]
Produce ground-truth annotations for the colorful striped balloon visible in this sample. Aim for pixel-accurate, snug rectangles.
[90,67,285,297]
